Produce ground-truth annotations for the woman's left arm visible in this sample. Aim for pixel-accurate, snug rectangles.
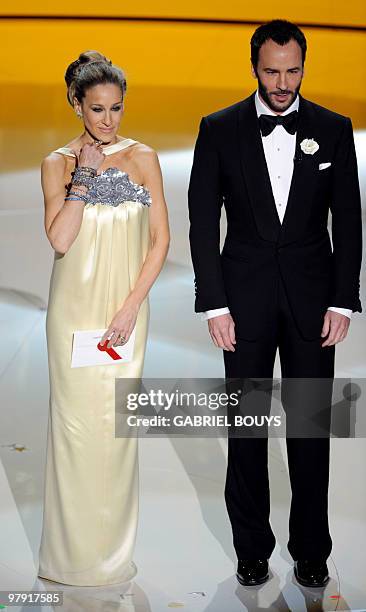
[101,146,170,347]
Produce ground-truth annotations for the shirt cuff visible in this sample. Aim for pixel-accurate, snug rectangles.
[327,306,352,319]
[201,307,230,321]
[201,306,352,321]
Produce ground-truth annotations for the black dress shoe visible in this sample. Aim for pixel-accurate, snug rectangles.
[236,559,269,586]
[294,560,330,587]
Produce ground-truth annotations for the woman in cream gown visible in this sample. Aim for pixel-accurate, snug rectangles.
[38,51,169,586]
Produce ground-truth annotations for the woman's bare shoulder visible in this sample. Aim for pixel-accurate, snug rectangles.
[41,152,68,181]
[131,141,156,156]
[130,142,159,168]
[42,151,67,167]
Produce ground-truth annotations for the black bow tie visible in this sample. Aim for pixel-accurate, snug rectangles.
[258,110,298,136]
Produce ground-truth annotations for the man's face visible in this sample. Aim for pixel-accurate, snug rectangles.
[252,38,304,114]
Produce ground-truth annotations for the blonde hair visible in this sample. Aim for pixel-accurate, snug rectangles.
[64,50,127,106]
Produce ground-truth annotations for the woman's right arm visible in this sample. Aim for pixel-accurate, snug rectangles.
[41,153,86,254]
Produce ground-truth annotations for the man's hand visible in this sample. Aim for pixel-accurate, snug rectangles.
[321,310,350,347]
[208,313,236,351]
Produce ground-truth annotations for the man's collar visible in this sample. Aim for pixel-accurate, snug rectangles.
[255,89,299,117]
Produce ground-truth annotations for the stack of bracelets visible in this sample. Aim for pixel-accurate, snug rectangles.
[65,166,97,203]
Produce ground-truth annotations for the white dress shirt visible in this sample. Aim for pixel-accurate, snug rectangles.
[201,90,352,321]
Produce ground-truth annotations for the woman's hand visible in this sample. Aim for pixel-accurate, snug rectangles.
[100,299,140,348]
[71,141,106,171]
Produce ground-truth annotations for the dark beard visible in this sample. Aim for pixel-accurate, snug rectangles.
[257,76,301,114]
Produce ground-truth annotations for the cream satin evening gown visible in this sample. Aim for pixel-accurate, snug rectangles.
[38,138,151,586]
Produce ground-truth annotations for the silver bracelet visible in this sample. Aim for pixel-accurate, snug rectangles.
[64,196,85,203]
[78,166,97,175]
[71,166,97,188]
[66,190,88,202]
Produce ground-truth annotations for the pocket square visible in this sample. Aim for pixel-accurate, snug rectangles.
[319,162,331,170]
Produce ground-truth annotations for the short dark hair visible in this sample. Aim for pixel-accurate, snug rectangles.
[251,19,307,70]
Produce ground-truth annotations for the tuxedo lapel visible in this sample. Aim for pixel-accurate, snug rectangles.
[279,95,319,245]
[237,93,281,242]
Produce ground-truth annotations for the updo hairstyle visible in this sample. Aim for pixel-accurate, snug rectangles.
[64,50,127,107]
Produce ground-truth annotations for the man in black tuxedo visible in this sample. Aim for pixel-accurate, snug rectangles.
[188,19,362,588]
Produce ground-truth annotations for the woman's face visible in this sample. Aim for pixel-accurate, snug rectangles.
[74,83,124,143]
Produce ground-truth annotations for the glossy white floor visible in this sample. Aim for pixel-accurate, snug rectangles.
[0,134,365,611]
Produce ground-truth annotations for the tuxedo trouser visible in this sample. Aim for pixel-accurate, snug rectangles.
[223,272,335,561]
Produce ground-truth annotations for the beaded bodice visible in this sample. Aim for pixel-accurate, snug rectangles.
[79,167,151,207]
[53,138,152,207]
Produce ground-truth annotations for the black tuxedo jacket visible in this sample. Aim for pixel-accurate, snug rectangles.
[188,92,363,341]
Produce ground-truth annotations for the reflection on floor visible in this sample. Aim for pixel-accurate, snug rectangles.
[0,134,365,611]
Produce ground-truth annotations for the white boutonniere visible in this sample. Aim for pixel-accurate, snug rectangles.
[300,138,319,155]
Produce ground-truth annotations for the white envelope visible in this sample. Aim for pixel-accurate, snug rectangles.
[71,328,136,368]
[319,162,331,170]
